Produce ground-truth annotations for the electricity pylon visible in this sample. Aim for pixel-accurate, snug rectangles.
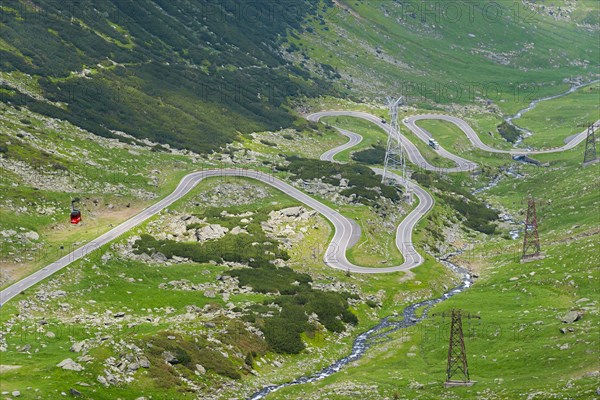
[433,309,480,387]
[522,196,542,260]
[583,123,598,166]
[382,96,412,202]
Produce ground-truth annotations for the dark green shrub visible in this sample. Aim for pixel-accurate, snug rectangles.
[260,139,277,147]
[352,145,386,164]
[497,121,520,143]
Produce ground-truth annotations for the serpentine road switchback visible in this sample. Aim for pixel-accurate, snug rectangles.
[1,111,595,306]
[308,111,600,172]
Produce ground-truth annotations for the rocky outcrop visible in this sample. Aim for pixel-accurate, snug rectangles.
[189,182,270,207]
[261,206,319,249]
[195,224,229,241]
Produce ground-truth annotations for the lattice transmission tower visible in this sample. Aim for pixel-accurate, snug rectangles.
[522,196,542,260]
[433,309,480,387]
[583,123,598,166]
[382,96,412,202]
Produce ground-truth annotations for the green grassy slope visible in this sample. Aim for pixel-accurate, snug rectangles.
[516,83,600,148]
[0,0,338,153]
[0,176,456,399]
[0,0,598,398]
[264,135,600,400]
[0,102,199,287]
[292,0,599,113]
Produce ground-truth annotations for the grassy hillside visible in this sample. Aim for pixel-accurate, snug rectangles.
[0,0,598,398]
[516,82,600,148]
[0,176,456,399]
[0,102,202,287]
[292,0,599,113]
[261,136,600,400]
[0,0,338,153]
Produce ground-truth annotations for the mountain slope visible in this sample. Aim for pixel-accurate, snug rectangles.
[0,0,337,152]
[293,0,599,113]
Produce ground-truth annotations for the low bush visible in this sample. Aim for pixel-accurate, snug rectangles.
[413,171,498,234]
[260,139,277,147]
[230,263,359,354]
[279,156,401,203]
[351,145,386,165]
[228,265,311,294]
[133,233,289,265]
[497,121,520,143]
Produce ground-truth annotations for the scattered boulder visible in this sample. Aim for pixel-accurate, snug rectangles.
[69,388,82,397]
[57,358,84,371]
[97,376,109,387]
[230,226,248,235]
[162,351,180,365]
[196,224,229,241]
[11,391,20,397]
[281,206,304,218]
[24,231,39,241]
[17,344,31,353]
[195,364,206,375]
[70,341,86,353]
[561,310,583,323]
[409,381,424,390]
[139,357,150,368]
[151,252,168,263]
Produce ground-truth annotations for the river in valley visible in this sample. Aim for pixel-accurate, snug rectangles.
[505,79,600,145]
[248,261,473,399]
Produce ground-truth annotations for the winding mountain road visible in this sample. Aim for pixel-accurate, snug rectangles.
[308,111,476,173]
[0,165,426,306]
[309,111,600,172]
[1,110,591,306]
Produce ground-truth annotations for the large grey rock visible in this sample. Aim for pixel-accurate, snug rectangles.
[196,224,229,241]
[281,206,304,218]
[70,341,86,353]
[139,357,150,368]
[151,252,168,262]
[162,351,180,364]
[230,226,248,235]
[561,310,583,323]
[17,344,31,352]
[57,358,84,371]
[24,231,40,241]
